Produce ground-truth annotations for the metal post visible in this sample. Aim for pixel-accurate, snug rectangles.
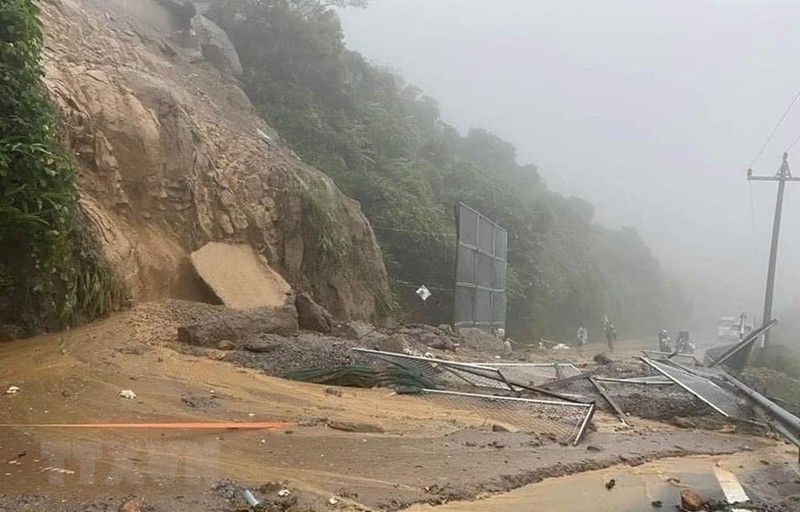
[748,153,800,348]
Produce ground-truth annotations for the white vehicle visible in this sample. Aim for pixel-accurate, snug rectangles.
[717,315,754,341]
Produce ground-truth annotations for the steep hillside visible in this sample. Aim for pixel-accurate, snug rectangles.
[209,0,689,339]
[39,0,389,320]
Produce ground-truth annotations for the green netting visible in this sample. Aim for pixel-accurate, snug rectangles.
[285,364,437,390]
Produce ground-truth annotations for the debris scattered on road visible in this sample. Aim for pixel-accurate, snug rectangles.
[593,353,612,365]
[5,386,20,395]
[328,421,384,433]
[680,489,705,511]
[41,467,75,475]
[242,489,260,507]
[118,497,142,512]
[277,489,291,498]
[324,387,343,397]
[328,496,339,505]
[216,339,235,350]
[119,389,137,399]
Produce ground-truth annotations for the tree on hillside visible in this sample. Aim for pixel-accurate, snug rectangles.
[0,0,121,337]
[210,0,689,339]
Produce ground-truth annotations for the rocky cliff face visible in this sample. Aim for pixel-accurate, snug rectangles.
[40,0,389,320]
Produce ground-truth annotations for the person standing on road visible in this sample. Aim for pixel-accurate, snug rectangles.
[605,323,617,351]
[577,326,588,346]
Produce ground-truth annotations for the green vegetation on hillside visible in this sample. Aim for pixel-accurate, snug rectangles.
[210,0,688,340]
[0,0,121,338]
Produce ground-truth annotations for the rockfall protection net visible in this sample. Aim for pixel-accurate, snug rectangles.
[403,389,594,445]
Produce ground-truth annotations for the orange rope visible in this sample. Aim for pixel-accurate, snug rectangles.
[0,421,288,429]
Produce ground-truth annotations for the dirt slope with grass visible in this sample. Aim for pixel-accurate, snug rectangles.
[42,0,388,319]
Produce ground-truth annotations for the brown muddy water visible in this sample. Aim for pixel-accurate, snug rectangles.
[408,450,797,512]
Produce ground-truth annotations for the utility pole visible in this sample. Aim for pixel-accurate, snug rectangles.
[748,153,800,348]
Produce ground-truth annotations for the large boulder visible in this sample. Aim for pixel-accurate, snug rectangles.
[295,292,333,334]
[177,305,298,346]
[197,15,243,77]
[190,242,292,309]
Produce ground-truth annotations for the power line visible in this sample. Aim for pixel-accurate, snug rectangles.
[787,131,800,153]
[748,86,800,169]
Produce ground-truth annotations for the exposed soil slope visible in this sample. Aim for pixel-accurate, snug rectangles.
[41,0,388,319]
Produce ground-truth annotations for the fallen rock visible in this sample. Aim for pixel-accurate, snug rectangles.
[216,340,235,351]
[190,243,292,310]
[177,305,299,346]
[586,445,602,452]
[371,333,413,354]
[671,416,697,429]
[332,320,377,340]
[458,327,501,351]
[324,387,343,397]
[242,338,281,353]
[491,424,511,432]
[296,292,334,334]
[680,489,705,511]
[399,324,458,351]
[118,497,141,512]
[327,421,384,433]
[593,353,612,365]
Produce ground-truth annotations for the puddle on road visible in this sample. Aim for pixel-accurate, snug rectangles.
[408,454,759,512]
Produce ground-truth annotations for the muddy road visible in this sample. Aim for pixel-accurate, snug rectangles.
[0,302,798,511]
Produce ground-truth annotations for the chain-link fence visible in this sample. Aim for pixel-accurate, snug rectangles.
[353,348,512,390]
[642,357,757,422]
[353,349,584,391]
[353,349,594,444]
[406,389,594,445]
[483,363,582,387]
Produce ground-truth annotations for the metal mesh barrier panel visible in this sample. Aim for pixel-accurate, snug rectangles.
[481,363,582,387]
[641,350,700,365]
[412,389,594,445]
[454,203,508,329]
[642,358,756,421]
[353,348,512,390]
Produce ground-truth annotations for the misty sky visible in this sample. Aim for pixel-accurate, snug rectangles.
[339,0,800,322]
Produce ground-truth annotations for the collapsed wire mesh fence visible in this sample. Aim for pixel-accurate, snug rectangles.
[483,363,582,387]
[352,349,582,391]
[352,348,512,390]
[406,389,594,445]
[641,357,759,422]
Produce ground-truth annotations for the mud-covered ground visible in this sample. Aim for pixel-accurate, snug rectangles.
[1,301,799,511]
